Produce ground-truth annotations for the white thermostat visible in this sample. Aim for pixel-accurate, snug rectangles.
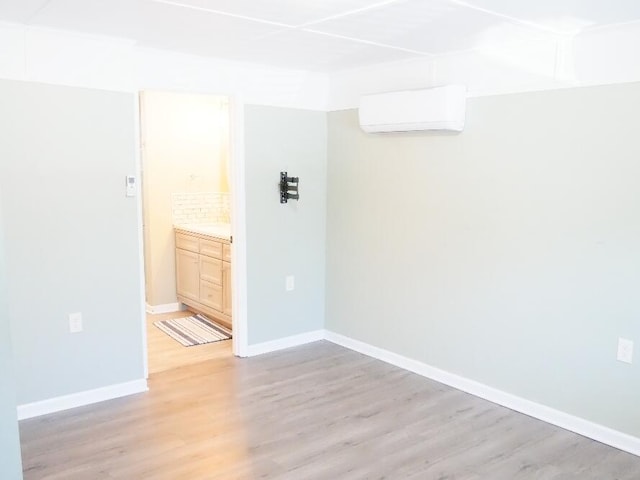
[125,175,137,197]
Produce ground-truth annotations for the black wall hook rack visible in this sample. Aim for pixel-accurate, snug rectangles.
[280,172,299,203]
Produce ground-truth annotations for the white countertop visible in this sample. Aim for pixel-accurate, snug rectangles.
[174,223,231,241]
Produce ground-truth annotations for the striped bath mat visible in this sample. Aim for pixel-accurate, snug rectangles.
[154,314,231,347]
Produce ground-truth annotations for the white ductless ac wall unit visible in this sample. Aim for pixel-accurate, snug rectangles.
[359,85,467,133]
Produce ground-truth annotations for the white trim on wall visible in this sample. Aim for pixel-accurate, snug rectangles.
[245,330,325,357]
[3,19,640,113]
[138,93,250,360]
[324,330,640,458]
[244,328,640,456]
[134,95,149,380]
[230,96,249,358]
[145,302,184,314]
[14,325,640,458]
[0,23,329,111]
[17,379,148,420]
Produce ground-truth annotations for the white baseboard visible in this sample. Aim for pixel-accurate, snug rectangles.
[145,302,184,314]
[324,330,640,458]
[17,379,148,420]
[245,329,325,357]
[16,329,639,457]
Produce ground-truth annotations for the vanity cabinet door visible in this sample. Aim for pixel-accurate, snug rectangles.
[200,255,222,285]
[176,248,199,302]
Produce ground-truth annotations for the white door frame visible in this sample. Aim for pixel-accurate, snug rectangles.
[135,92,249,379]
[229,96,249,357]
[133,93,149,378]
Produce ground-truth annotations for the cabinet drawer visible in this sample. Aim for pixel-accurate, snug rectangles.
[200,255,222,285]
[200,238,222,259]
[176,233,199,253]
[222,243,231,262]
[200,280,222,311]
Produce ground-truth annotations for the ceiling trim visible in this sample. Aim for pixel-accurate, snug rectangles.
[149,0,434,58]
[24,0,53,24]
[446,0,573,36]
[299,0,401,28]
[9,0,640,72]
[302,28,432,57]
[149,0,294,28]
[149,0,573,38]
[582,16,640,34]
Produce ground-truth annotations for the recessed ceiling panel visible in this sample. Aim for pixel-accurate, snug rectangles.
[134,2,285,55]
[312,0,547,54]
[462,0,640,33]
[11,0,640,73]
[29,0,283,51]
[28,0,142,39]
[212,29,420,71]
[195,0,391,25]
[0,0,50,23]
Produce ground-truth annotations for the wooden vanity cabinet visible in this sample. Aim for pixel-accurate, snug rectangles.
[175,248,200,302]
[175,230,232,328]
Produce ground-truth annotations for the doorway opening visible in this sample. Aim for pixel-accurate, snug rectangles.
[137,90,245,375]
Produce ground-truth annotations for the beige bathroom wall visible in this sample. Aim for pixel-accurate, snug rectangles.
[141,91,230,307]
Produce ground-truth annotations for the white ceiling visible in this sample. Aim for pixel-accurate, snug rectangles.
[1,0,639,72]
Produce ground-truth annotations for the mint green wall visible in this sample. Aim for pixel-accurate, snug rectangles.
[0,192,23,479]
[244,105,327,344]
[0,80,144,404]
[326,83,640,437]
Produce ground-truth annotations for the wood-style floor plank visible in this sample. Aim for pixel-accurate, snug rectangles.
[146,310,232,374]
[20,341,640,479]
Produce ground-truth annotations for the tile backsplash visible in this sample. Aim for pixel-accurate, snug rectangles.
[172,192,230,224]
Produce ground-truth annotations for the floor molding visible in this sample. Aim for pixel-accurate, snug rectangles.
[145,302,184,314]
[245,330,325,357]
[17,379,148,420]
[324,330,640,458]
[17,328,639,457]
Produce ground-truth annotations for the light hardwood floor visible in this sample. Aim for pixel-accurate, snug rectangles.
[146,310,232,374]
[20,341,640,479]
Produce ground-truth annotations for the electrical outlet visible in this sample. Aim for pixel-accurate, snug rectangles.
[285,275,295,291]
[617,337,633,364]
[69,312,83,333]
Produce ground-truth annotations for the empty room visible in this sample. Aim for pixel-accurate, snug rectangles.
[1,1,640,479]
